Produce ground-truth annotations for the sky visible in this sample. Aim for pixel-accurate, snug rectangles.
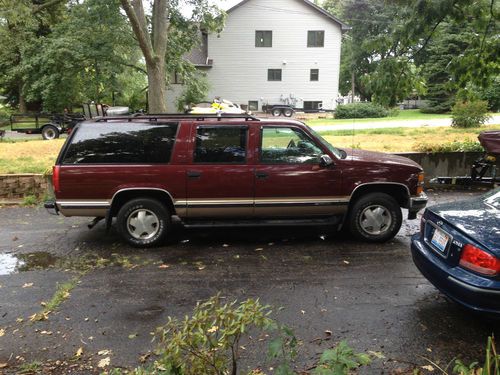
[217,0,242,10]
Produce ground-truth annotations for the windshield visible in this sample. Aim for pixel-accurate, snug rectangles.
[484,188,500,210]
[306,125,344,159]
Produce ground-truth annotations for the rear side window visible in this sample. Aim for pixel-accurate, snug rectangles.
[194,126,247,164]
[63,123,178,164]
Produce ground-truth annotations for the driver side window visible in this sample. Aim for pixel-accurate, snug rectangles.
[261,127,322,164]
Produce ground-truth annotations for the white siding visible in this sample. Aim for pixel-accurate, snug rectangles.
[206,0,342,110]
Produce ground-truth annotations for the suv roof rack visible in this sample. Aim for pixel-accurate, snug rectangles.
[95,113,261,122]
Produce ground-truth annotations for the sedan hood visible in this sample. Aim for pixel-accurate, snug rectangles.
[344,148,422,170]
[429,190,500,254]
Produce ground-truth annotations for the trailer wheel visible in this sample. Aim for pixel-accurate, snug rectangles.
[283,108,294,117]
[271,108,282,117]
[41,125,60,140]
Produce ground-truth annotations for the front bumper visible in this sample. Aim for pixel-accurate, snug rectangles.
[408,192,428,219]
[411,235,500,315]
[44,200,59,215]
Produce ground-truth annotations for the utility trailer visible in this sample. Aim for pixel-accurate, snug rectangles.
[10,103,129,140]
[430,131,500,187]
[262,104,295,117]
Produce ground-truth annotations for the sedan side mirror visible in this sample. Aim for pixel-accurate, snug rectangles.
[319,154,334,167]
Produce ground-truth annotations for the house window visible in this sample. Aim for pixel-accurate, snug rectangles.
[310,69,319,81]
[307,31,324,47]
[268,69,282,81]
[171,71,183,84]
[255,31,272,47]
[303,101,323,111]
[248,101,259,111]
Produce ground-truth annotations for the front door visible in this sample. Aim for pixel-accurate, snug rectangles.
[254,126,346,217]
[186,124,254,218]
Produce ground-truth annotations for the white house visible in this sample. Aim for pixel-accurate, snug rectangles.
[166,0,349,112]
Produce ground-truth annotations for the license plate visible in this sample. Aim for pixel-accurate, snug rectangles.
[431,227,450,253]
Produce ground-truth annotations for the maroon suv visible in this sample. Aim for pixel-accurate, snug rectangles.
[45,114,427,247]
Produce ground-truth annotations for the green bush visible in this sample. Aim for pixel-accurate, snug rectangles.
[413,140,484,153]
[334,103,389,119]
[451,100,490,128]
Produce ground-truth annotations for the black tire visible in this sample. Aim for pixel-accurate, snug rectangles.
[116,198,171,248]
[271,108,282,117]
[41,125,60,140]
[347,193,402,242]
[283,108,294,117]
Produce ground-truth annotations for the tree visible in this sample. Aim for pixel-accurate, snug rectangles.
[0,0,66,111]
[119,0,225,113]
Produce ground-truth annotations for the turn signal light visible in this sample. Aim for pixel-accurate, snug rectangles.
[52,165,60,194]
[417,173,425,195]
[459,244,500,276]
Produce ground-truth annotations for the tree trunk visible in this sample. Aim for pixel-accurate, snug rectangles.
[18,83,27,113]
[146,58,167,113]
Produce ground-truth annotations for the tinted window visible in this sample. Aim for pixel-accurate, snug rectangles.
[63,123,178,164]
[194,127,247,164]
[261,127,322,164]
[255,30,272,47]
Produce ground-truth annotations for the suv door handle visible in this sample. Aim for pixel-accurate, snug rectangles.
[255,171,268,179]
[187,171,202,178]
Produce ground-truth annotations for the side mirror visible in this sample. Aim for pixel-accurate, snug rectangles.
[319,154,334,167]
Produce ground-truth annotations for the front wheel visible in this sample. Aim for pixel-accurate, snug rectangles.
[41,125,60,140]
[116,198,171,248]
[347,193,402,242]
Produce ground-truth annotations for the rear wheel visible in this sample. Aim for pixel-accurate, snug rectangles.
[347,193,402,242]
[117,198,171,248]
[283,108,294,117]
[41,125,60,140]
[271,108,282,117]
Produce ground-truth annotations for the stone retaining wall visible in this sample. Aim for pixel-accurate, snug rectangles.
[0,174,48,199]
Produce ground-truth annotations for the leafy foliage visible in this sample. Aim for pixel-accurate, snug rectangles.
[335,103,388,119]
[414,140,484,153]
[453,336,499,375]
[176,73,210,112]
[313,341,372,375]
[451,100,490,128]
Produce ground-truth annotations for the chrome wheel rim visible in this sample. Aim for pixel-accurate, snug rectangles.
[359,205,392,235]
[127,209,160,240]
[44,129,56,139]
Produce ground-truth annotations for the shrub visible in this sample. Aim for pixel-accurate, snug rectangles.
[451,100,490,128]
[413,140,484,153]
[335,103,389,119]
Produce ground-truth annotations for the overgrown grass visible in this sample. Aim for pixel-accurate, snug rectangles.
[0,138,63,174]
[30,278,79,322]
[319,124,500,152]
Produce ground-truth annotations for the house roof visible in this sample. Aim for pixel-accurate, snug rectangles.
[227,0,351,31]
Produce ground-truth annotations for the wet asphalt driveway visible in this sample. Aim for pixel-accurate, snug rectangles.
[0,190,498,374]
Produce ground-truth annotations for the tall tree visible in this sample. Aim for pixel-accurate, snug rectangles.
[119,0,225,113]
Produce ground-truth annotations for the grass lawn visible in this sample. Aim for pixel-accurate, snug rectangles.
[1,124,499,174]
[0,139,65,174]
[306,109,452,126]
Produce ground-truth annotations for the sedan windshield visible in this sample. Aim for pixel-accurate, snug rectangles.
[306,125,345,159]
[484,188,500,210]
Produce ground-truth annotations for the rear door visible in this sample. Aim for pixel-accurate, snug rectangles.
[185,124,255,218]
[254,125,346,217]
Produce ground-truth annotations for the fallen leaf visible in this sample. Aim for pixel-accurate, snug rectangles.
[324,330,332,336]
[222,244,229,247]
[98,350,110,356]
[128,333,138,339]
[368,351,385,359]
[426,348,432,352]
[0,363,8,369]
[343,260,350,265]
[40,330,52,335]
[16,318,23,323]
[22,283,33,288]
[158,264,170,269]
[421,365,434,372]
[301,310,305,315]
[75,347,83,358]
[97,357,110,368]
[255,248,264,251]
[139,353,151,363]
[207,326,219,333]
[0,329,4,337]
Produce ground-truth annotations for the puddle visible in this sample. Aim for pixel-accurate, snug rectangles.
[0,252,59,275]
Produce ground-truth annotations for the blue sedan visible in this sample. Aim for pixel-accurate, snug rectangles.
[411,188,500,315]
